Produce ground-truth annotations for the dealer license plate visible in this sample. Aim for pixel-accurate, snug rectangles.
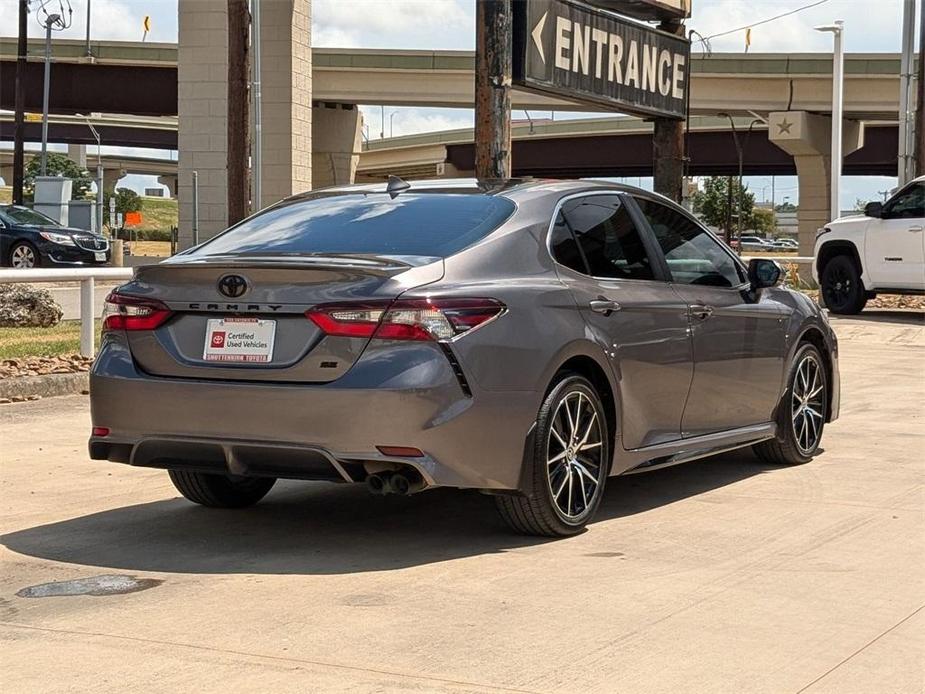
[203,317,276,363]
[94,252,107,261]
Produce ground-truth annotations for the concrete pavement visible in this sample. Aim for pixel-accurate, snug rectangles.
[1,311,923,693]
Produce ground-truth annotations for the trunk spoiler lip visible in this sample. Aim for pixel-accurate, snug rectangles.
[159,252,439,272]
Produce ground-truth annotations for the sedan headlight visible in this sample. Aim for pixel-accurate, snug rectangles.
[39,231,76,246]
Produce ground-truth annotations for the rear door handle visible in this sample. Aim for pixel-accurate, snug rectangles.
[589,299,621,315]
[690,304,714,320]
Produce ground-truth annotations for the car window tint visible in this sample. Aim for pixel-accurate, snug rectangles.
[884,183,924,219]
[635,197,743,288]
[550,212,588,273]
[560,196,655,280]
[191,193,515,259]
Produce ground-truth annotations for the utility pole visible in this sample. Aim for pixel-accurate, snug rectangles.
[725,175,734,245]
[227,0,250,225]
[916,1,925,176]
[652,19,685,203]
[12,0,28,204]
[474,0,512,180]
[898,0,916,184]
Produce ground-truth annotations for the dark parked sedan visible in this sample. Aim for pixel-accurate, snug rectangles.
[89,179,839,536]
[0,204,111,268]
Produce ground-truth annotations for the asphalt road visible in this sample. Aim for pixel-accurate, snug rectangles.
[1,312,923,693]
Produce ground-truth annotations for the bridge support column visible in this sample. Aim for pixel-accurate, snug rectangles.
[768,111,863,257]
[102,167,125,194]
[258,0,312,207]
[311,103,361,188]
[157,175,178,198]
[67,144,87,168]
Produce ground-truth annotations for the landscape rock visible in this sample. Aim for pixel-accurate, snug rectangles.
[0,354,93,380]
[0,284,64,327]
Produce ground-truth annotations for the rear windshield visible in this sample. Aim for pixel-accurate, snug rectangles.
[190,193,516,259]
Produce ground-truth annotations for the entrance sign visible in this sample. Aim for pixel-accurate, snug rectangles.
[513,0,690,119]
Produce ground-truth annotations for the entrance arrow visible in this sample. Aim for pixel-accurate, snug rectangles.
[532,11,548,65]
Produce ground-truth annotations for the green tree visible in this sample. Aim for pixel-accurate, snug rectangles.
[691,176,755,237]
[103,187,143,217]
[751,207,776,235]
[23,153,93,201]
[775,201,797,213]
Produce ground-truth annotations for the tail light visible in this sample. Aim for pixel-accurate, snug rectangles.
[102,292,173,332]
[306,298,505,342]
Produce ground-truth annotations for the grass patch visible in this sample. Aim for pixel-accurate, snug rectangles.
[0,320,102,360]
[135,196,178,233]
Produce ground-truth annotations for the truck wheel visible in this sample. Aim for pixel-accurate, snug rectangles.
[168,470,275,508]
[820,255,866,314]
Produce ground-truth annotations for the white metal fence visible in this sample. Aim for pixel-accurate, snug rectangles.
[0,267,134,357]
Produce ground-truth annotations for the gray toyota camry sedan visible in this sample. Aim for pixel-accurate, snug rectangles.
[89,178,839,536]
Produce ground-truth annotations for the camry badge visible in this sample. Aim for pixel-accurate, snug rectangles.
[217,274,248,298]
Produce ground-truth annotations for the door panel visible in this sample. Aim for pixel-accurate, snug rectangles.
[550,195,693,449]
[867,182,925,288]
[631,195,786,436]
[671,285,786,436]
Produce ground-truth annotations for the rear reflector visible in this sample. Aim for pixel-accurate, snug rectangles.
[102,292,173,332]
[376,446,425,458]
[92,426,110,437]
[306,298,504,342]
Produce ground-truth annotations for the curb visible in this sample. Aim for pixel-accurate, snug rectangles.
[0,372,90,402]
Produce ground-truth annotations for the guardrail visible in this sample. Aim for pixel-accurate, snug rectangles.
[0,267,134,357]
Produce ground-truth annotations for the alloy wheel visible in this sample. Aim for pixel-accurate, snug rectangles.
[822,263,852,309]
[11,245,36,269]
[791,354,825,454]
[546,391,604,522]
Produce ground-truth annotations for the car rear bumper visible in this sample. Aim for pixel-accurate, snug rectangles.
[89,334,539,490]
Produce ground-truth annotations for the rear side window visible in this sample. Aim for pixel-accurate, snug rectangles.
[552,195,655,280]
[635,198,744,288]
[191,193,516,258]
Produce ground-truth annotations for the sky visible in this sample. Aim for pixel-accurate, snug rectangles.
[0,0,914,207]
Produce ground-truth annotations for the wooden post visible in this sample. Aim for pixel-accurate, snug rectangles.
[227,0,250,225]
[12,0,28,205]
[474,0,512,180]
[652,19,686,203]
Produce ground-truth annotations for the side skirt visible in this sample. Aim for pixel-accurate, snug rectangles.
[613,422,776,476]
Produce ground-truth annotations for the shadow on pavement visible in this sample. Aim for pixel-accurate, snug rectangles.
[828,309,924,326]
[3,450,771,575]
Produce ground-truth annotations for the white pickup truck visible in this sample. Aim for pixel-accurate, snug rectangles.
[813,177,925,314]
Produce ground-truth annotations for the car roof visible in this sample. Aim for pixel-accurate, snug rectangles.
[290,177,678,207]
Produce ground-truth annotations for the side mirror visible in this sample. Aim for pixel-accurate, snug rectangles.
[748,258,783,290]
[864,202,883,218]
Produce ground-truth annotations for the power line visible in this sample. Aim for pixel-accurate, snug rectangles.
[703,0,831,41]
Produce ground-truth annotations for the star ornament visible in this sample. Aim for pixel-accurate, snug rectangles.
[777,118,794,135]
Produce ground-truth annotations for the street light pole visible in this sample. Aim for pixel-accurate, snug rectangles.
[78,115,103,234]
[815,20,844,223]
[718,113,741,243]
[40,15,58,176]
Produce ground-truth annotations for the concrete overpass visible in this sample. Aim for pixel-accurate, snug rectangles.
[0,39,902,120]
[356,115,898,181]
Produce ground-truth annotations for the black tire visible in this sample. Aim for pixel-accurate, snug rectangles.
[168,470,275,508]
[495,374,609,537]
[820,254,866,314]
[9,241,40,269]
[753,343,827,466]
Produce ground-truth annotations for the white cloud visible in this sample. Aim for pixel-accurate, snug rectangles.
[313,0,473,49]
[0,0,177,43]
[361,106,473,139]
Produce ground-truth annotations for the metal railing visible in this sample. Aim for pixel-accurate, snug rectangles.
[0,267,134,357]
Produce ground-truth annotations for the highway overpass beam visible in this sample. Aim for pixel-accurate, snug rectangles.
[311,103,361,188]
[768,111,863,256]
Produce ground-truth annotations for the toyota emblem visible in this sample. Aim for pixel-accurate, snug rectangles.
[218,274,248,298]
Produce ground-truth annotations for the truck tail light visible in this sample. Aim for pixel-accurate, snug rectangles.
[102,292,173,332]
[306,298,505,342]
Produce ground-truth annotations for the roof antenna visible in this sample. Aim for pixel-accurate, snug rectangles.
[386,175,411,199]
